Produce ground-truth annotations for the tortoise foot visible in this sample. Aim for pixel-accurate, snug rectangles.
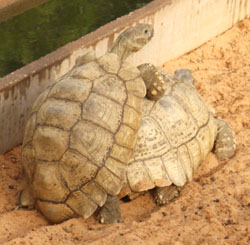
[153,185,181,206]
[147,79,166,101]
[137,63,166,101]
[97,195,123,224]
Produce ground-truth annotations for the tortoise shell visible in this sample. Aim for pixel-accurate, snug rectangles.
[21,24,154,223]
[120,67,235,197]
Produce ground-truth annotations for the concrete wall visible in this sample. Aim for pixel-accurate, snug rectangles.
[0,0,249,153]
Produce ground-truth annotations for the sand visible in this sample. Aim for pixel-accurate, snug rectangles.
[0,18,249,245]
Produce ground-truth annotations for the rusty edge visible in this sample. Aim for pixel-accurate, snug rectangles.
[0,0,51,23]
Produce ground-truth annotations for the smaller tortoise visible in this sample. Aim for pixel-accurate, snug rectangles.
[20,24,164,224]
[118,64,236,207]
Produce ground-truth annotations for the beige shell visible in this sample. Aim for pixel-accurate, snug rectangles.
[21,52,146,223]
[120,71,218,196]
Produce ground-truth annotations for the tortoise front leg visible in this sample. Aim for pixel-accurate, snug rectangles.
[97,195,123,224]
[137,63,166,101]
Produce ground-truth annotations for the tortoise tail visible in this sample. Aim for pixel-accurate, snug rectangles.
[213,118,236,160]
[18,182,35,208]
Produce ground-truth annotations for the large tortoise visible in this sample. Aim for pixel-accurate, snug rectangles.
[119,64,236,206]
[20,24,160,224]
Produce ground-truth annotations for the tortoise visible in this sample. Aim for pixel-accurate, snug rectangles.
[118,64,236,207]
[19,24,166,224]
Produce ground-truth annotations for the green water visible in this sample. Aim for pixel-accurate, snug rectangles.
[0,0,152,78]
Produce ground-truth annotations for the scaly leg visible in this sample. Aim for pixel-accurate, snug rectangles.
[97,195,123,224]
[137,63,166,101]
[213,118,236,160]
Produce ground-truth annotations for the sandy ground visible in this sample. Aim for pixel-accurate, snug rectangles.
[0,18,249,245]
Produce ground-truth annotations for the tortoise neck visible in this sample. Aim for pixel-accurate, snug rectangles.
[110,35,133,63]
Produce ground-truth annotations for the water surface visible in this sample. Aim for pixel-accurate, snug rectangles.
[0,0,152,77]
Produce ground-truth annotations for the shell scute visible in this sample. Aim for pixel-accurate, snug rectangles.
[152,96,198,147]
[21,143,36,182]
[171,82,209,127]
[125,77,146,98]
[23,113,37,147]
[70,121,113,166]
[33,161,69,202]
[59,150,98,190]
[81,93,123,133]
[132,117,171,161]
[95,167,122,195]
[92,74,126,105]
[37,98,81,130]
[127,161,154,192]
[143,158,171,187]
[161,149,186,186]
[48,78,92,103]
[118,61,140,81]
[110,144,133,164]
[123,105,141,130]
[114,124,137,150]
[71,61,105,80]
[81,182,107,207]
[33,126,69,161]
[36,201,75,223]
[97,53,121,74]
[66,191,97,218]
[104,157,126,182]
[31,88,51,114]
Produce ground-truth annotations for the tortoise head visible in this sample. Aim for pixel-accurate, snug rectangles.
[110,24,154,62]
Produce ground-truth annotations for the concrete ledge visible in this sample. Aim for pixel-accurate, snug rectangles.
[0,0,50,22]
[0,0,249,153]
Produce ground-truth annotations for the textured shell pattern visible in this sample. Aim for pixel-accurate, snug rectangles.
[121,73,217,195]
[21,52,146,222]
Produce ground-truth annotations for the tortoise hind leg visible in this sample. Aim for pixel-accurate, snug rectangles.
[97,195,123,224]
[153,185,182,206]
[213,118,236,160]
[137,63,166,101]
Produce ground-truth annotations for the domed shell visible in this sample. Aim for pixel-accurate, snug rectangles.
[120,72,217,196]
[21,52,146,223]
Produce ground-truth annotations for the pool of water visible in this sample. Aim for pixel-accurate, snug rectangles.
[0,0,152,77]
